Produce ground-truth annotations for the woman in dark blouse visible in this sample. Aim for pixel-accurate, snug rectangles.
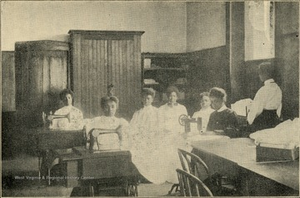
[206,87,239,137]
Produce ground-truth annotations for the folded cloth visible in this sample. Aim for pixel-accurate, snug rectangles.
[231,98,252,116]
[249,118,299,148]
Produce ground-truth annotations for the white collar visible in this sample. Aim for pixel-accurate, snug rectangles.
[217,105,227,112]
[143,105,153,109]
[264,78,275,85]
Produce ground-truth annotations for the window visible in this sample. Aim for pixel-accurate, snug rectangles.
[245,1,275,60]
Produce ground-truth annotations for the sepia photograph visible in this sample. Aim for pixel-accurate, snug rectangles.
[1,0,299,197]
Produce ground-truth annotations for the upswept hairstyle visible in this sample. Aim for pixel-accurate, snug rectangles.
[142,88,156,98]
[60,89,75,105]
[100,96,119,110]
[199,92,209,101]
[209,87,227,102]
[166,85,180,97]
[258,62,275,79]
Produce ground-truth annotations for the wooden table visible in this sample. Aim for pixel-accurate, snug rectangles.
[54,147,139,196]
[35,128,85,182]
[35,128,85,151]
[191,138,299,196]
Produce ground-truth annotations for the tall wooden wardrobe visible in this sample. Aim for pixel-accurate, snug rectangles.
[68,30,144,119]
[15,41,69,128]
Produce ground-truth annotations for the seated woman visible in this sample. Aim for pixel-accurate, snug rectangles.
[47,89,84,130]
[206,87,239,137]
[84,96,129,151]
[130,88,159,134]
[192,92,214,132]
[127,86,190,184]
[41,89,83,178]
[158,85,188,134]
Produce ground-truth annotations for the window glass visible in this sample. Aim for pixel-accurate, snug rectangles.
[245,1,275,60]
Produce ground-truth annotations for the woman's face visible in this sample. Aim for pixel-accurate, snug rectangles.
[103,101,117,117]
[200,96,211,109]
[168,92,178,104]
[143,95,154,106]
[65,94,73,106]
[209,96,223,110]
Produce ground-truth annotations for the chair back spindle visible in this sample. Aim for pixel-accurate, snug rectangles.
[176,169,213,197]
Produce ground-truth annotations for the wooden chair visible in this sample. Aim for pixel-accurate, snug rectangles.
[176,169,213,197]
[177,148,238,196]
[168,148,210,195]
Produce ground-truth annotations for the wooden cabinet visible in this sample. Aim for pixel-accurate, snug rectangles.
[142,53,188,106]
[2,51,16,112]
[69,30,144,119]
[15,41,69,128]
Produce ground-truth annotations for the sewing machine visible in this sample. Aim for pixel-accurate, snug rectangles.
[179,114,202,133]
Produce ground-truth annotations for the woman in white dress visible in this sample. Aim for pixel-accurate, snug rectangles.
[156,86,190,183]
[47,89,84,130]
[129,88,164,183]
[158,86,188,134]
[85,96,129,151]
[130,88,159,135]
[129,86,190,184]
[192,92,214,132]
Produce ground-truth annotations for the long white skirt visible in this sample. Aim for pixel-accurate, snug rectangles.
[128,131,192,184]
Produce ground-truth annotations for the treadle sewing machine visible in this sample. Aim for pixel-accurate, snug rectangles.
[39,128,139,196]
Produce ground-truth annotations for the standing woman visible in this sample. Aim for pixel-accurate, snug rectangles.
[247,62,282,132]
[47,89,83,130]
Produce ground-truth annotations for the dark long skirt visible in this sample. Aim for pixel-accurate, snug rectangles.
[250,110,280,132]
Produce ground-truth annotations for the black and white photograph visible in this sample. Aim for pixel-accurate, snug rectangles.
[1,0,299,197]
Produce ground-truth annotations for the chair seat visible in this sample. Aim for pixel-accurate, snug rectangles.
[203,176,239,196]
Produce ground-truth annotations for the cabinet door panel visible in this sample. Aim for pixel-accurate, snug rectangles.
[69,30,143,119]
[15,43,69,128]
[75,39,108,118]
[2,51,16,112]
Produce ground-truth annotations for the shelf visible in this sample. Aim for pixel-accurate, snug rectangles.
[142,52,188,97]
[143,68,186,71]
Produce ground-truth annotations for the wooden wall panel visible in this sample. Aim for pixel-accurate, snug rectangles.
[186,46,230,114]
[275,2,299,120]
[69,30,144,119]
[2,51,15,112]
[229,2,245,102]
[15,41,69,128]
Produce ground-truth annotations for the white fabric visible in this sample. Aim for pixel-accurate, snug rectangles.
[158,103,188,134]
[249,118,299,148]
[50,106,83,130]
[85,116,129,150]
[192,107,214,132]
[130,105,159,134]
[231,98,252,116]
[128,104,191,184]
[247,79,282,124]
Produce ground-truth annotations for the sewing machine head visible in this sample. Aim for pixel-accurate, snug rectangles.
[179,114,202,133]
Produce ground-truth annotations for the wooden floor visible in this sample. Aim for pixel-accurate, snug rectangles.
[2,154,174,197]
